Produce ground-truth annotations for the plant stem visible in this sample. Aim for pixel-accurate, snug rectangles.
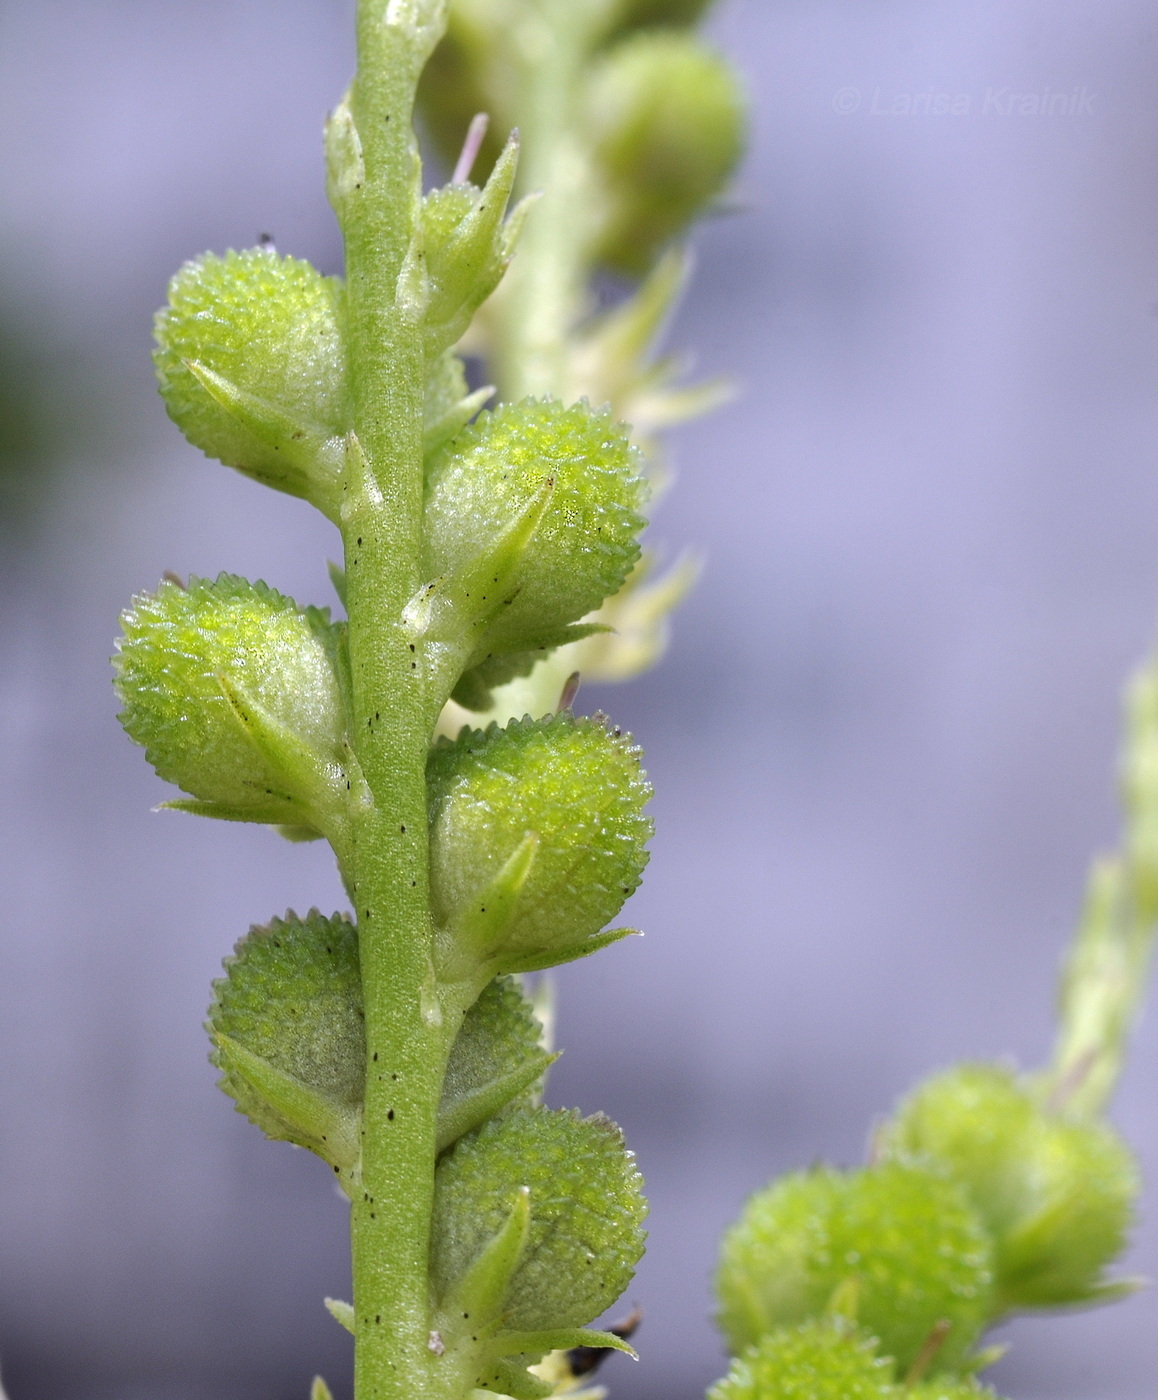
[342,7,451,1400]
[495,2,597,401]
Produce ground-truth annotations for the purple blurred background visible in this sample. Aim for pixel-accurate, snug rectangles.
[3,2,1158,1397]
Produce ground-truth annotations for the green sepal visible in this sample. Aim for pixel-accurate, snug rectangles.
[432,1107,648,1335]
[324,1298,356,1335]
[498,928,640,977]
[424,399,648,670]
[476,1359,553,1400]
[439,973,557,1151]
[207,911,365,1170]
[495,1329,637,1361]
[422,133,526,358]
[423,350,493,455]
[407,477,557,704]
[212,1032,361,1167]
[311,1377,335,1400]
[182,358,344,516]
[428,715,652,981]
[446,833,540,970]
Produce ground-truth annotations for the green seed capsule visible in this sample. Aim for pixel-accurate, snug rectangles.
[114,574,349,831]
[588,33,745,275]
[208,910,363,1167]
[882,1063,1139,1311]
[707,1323,894,1400]
[424,398,647,667]
[432,1106,648,1332]
[427,713,652,979]
[715,1162,994,1376]
[154,248,348,508]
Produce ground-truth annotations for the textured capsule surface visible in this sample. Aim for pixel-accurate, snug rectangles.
[154,248,347,488]
[432,1107,647,1331]
[427,713,652,968]
[425,398,648,656]
[208,910,363,1142]
[716,1163,994,1375]
[115,574,346,822]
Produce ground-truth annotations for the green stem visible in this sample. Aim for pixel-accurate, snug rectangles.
[495,2,598,401]
[341,6,453,1400]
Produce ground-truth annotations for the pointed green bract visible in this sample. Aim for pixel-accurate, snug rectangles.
[882,1063,1139,1312]
[715,1163,994,1376]
[588,33,745,275]
[432,1107,647,1333]
[153,248,348,508]
[427,714,652,978]
[424,398,647,674]
[114,575,351,831]
[207,910,364,1165]
[708,1323,893,1400]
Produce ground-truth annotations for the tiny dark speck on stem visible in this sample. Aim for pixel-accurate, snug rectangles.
[387,1109,395,1121]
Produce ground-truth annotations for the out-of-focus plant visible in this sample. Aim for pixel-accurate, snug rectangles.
[112,4,743,1400]
[709,658,1158,1397]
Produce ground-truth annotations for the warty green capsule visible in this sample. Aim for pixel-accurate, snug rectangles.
[114,574,353,836]
[427,713,652,982]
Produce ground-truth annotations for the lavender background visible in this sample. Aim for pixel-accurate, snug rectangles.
[3,2,1158,1397]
